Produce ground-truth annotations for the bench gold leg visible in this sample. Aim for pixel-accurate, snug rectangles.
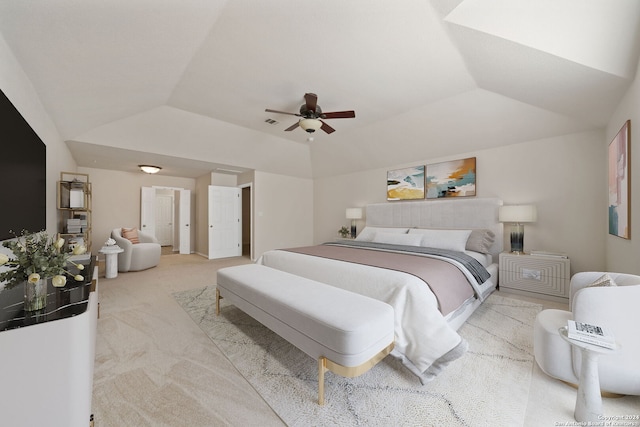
[316,342,394,405]
[215,289,221,316]
[318,357,327,405]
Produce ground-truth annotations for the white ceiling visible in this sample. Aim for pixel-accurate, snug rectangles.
[1,0,639,179]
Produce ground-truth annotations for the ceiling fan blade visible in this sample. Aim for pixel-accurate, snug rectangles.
[321,110,356,119]
[284,121,300,131]
[304,93,318,112]
[265,108,301,117]
[320,120,335,134]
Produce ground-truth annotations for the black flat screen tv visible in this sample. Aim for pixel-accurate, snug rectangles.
[0,89,47,241]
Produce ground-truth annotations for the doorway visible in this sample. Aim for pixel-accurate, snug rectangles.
[141,186,192,254]
[241,185,251,257]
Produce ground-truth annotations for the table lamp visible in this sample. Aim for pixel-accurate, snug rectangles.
[345,208,363,238]
[499,205,537,253]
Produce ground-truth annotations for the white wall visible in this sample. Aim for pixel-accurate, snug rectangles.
[0,34,76,235]
[78,167,196,251]
[253,171,313,259]
[314,130,606,274]
[605,55,640,274]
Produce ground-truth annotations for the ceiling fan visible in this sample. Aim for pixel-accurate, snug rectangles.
[265,93,355,134]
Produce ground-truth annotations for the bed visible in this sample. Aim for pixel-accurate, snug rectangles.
[258,198,503,383]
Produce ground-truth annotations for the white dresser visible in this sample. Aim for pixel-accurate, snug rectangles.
[0,262,98,427]
[499,252,570,301]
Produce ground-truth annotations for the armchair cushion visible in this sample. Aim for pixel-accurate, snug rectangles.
[121,227,140,244]
[586,273,617,288]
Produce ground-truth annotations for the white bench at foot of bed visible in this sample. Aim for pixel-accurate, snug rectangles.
[216,264,395,405]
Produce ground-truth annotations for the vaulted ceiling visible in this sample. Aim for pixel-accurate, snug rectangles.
[1,0,639,179]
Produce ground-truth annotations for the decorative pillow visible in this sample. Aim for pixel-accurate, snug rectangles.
[372,232,423,247]
[408,228,472,252]
[355,226,409,242]
[121,227,140,244]
[587,273,618,288]
[465,229,496,254]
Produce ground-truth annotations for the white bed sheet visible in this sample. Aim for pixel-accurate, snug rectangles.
[258,248,496,381]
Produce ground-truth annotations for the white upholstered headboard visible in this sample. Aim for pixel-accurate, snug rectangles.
[365,198,504,257]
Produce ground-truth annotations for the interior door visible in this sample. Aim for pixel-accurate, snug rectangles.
[208,186,241,259]
[155,194,174,246]
[179,189,191,254]
[140,187,156,237]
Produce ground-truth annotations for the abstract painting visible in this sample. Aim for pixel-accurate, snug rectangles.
[387,166,425,200]
[608,120,631,239]
[426,157,476,199]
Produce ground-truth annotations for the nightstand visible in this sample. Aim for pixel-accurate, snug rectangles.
[499,252,570,301]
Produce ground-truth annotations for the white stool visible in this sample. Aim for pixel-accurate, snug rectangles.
[99,246,124,279]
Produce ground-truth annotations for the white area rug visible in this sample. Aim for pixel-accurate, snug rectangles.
[174,288,542,427]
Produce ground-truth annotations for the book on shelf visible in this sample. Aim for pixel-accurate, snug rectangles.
[566,320,616,349]
[530,250,568,258]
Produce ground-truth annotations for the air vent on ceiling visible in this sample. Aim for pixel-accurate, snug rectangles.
[265,118,278,125]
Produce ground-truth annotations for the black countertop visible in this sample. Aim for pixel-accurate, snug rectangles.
[0,256,96,332]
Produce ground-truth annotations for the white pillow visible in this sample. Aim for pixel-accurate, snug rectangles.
[372,232,423,246]
[408,228,472,252]
[355,226,409,242]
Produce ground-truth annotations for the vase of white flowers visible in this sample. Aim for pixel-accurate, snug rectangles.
[0,230,87,311]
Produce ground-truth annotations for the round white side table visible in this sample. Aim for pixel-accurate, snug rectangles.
[99,246,124,279]
[558,327,619,422]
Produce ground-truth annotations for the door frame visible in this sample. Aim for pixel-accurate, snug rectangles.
[239,183,253,260]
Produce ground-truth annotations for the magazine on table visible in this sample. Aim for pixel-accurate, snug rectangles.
[567,320,616,349]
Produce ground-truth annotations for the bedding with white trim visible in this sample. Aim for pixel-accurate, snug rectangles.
[257,240,496,383]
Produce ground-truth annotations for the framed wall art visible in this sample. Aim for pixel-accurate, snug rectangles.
[608,120,631,239]
[387,165,425,201]
[426,157,476,199]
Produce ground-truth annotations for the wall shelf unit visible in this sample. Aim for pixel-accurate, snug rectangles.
[57,172,92,252]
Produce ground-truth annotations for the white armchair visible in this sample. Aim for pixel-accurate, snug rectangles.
[110,228,161,272]
[534,272,640,395]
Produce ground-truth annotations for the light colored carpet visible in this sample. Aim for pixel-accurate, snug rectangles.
[174,288,541,426]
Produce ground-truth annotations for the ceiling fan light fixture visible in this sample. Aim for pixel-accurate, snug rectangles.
[299,118,322,133]
[139,164,162,174]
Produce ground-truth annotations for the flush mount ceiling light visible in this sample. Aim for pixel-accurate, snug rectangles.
[139,165,162,174]
[298,118,322,133]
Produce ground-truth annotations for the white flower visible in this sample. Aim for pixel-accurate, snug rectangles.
[52,275,67,287]
[28,273,41,283]
[0,253,8,266]
[54,238,65,250]
[76,264,85,271]
[72,245,87,255]
[74,274,84,281]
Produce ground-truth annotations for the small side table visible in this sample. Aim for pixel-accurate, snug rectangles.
[99,246,124,279]
[499,252,571,301]
[558,327,619,422]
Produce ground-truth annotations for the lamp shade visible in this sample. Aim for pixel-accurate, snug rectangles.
[299,118,322,133]
[346,208,363,220]
[499,205,537,223]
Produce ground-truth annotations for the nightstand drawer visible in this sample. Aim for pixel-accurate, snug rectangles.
[499,253,570,299]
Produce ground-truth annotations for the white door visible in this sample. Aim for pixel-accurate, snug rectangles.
[155,194,174,246]
[179,189,191,254]
[208,186,241,259]
[140,187,156,237]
